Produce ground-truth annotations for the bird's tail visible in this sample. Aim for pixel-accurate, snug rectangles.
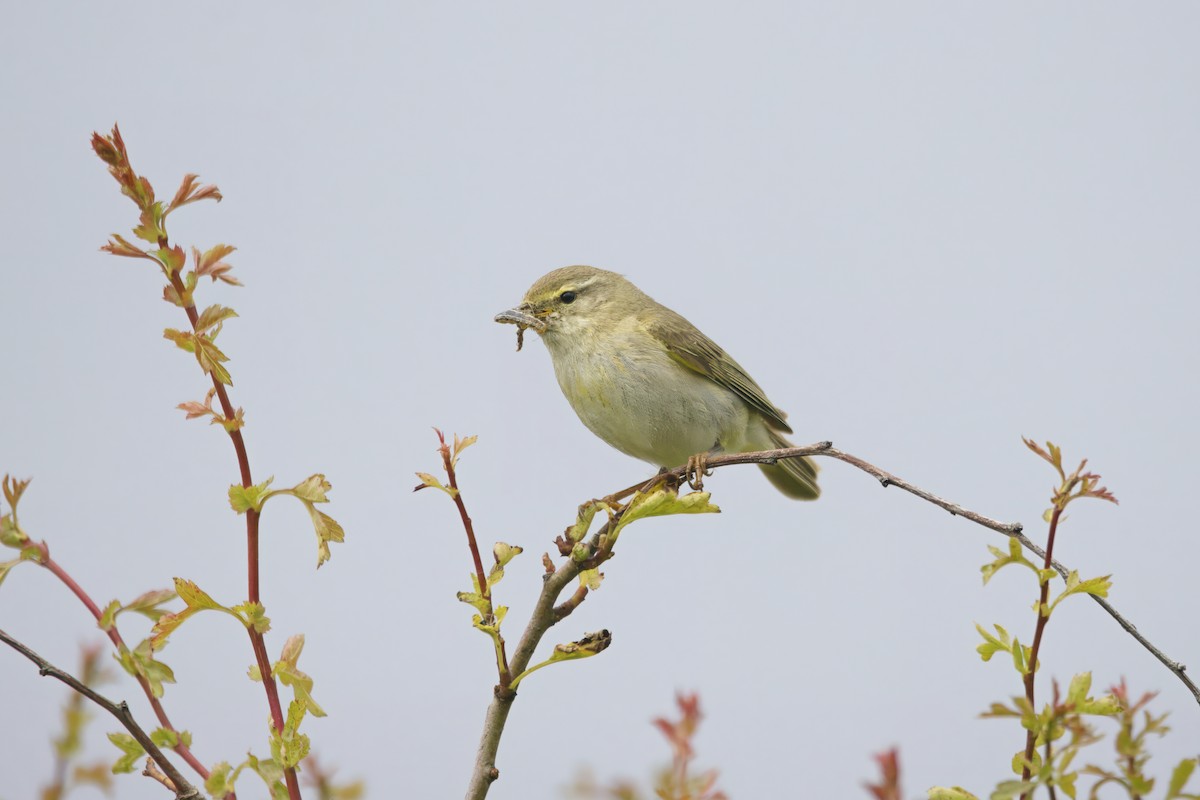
[758,429,820,500]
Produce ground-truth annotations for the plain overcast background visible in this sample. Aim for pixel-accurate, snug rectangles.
[2,3,1198,799]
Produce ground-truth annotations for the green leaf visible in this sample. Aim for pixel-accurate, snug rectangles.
[163,328,196,352]
[509,630,612,689]
[1066,672,1092,706]
[991,780,1038,800]
[975,623,1012,662]
[152,245,186,275]
[306,504,344,568]
[149,727,180,748]
[1167,758,1198,799]
[1011,635,1028,675]
[195,304,239,334]
[205,761,234,799]
[457,590,490,615]
[0,557,22,589]
[150,577,236,649]
[100,588,178,631]
[272,634,326,717]
[231,601,271,633]
[193,335,232,385]
[122,588,178,622]
[609,487,719,545]
[106,732,145,774]
[980,536,1038,585]
[579,568,604,591]
[487,541,523,587]
[413,471,456,497]
[228,477,275,514]
[290,474,331,503]
[927,788,980,799]
[1048,572,1112,615]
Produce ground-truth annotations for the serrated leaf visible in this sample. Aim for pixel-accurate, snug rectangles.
[150,578,234,648]
[609,487,720,544]
[229,478,275,514]
[194,336,232,385]
[149,727,180,748]
[106,732,145,774]
[98,600,121,631]
[290,474,331,503]
[231,601,271,633]
[163,328,196,352]
[153,245,186,275]
[205,761,233,798]
[195,304,239,334]
[307,505,344,568]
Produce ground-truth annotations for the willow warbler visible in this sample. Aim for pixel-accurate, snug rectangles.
[495,266,819,500]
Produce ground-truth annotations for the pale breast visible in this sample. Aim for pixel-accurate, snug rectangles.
[547,327,752,468]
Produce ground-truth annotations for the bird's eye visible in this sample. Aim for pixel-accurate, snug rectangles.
[559,291,577,304]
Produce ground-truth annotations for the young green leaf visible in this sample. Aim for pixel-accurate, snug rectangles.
[228,477,275,514]
[928,788,980,800]
[307,505,345,568]
[106,732,145,774]
[1166,758,1198,799]
[195,304,239,334]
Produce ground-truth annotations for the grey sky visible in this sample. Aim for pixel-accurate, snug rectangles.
[2,3,1198,799]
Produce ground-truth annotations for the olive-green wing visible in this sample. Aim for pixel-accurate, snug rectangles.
[646,307,793,434]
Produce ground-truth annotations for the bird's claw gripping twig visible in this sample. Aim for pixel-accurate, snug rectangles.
[685,453,713,491]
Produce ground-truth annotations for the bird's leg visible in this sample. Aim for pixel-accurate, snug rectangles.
[684,443,722,492]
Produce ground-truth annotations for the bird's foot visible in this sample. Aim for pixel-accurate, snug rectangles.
[684,453,713,492]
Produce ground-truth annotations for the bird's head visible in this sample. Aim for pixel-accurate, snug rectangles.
[495,265,644,345]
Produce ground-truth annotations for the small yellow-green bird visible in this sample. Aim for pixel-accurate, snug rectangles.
[495,266,819,500]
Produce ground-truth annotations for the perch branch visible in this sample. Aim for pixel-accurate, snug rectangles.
[667,441,1199,707]
[465,440,1199,799]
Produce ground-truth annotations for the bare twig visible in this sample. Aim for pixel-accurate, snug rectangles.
[672,441,1198,708]
[0,628,205,800]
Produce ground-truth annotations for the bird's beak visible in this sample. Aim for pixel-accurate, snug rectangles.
[494,305,547,333]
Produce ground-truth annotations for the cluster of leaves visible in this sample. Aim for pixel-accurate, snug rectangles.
[419,432,718,693]
[87,125,348,795]
[927,440,1198,800]
[228,473,346,568]
[568,693,727,800]
[1,475,41,585]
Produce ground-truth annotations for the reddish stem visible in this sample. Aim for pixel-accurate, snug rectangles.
[168,268,298,799]
[1020,505,1062,794]
[438,433,511,685]
[40,555,220,790]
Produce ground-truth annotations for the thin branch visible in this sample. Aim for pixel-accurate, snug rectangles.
[39,554,223,790]
[0,628,204,800]
[1021,506,1063,791]
[662,441,1198,708]
[167,263,298,800]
